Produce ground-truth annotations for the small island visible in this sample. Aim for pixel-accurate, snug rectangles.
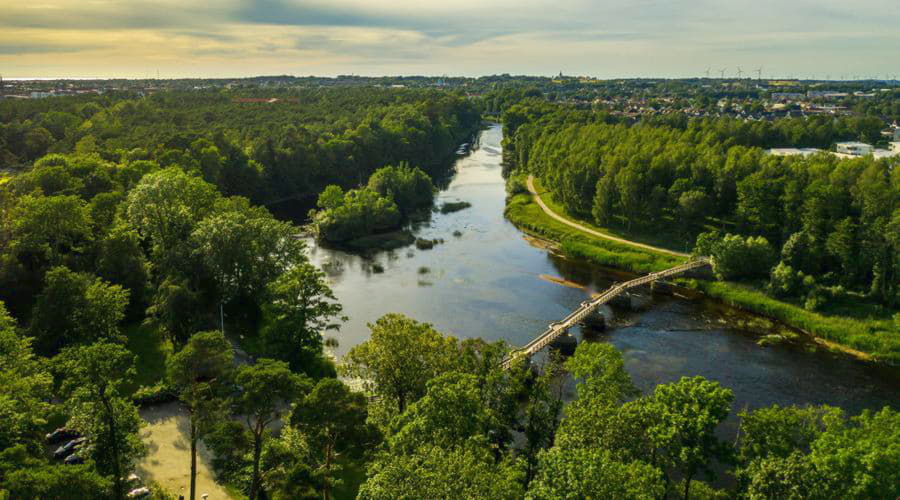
[309,163,436,249]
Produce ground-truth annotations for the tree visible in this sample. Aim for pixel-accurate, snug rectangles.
[0,301,52,456]
[234,359,311,500]
[96,226,150,318]
[4,464,112,499]
[10,194,92,266]
[648,376,733,499]
[359,444,523,500]
[260,263,344,376]
[125,167,219,273]
[289,378,378,500]
[528,447,665,500]
[190,202,306,306]
[56,343,145,499]
[145,276,206,348]
[166,331,234,500]
[367,163,435,214]
[342,313,459,414]
[521,355,564,484]
[29,267,129,354]
[317,185,344,211]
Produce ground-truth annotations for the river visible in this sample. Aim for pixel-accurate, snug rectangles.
[302,124,898,428]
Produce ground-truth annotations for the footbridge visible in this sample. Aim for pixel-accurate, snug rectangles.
[501,258,711,369]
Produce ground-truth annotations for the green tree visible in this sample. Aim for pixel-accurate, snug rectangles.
[528,447,665,500]
[0,302,52,456]
[234,359,311,500]
[190,202,306,305]
[342,313,458,414]
[260,263,344,376]
[3,464,112,499]
[11,194,92,266]
[648,376,734,499]
[359,444,523,500]
[125,167,219,273]
[289,378,378,500]
[29,267,129,354]
[166,331,235,500]
[56,343,145,499]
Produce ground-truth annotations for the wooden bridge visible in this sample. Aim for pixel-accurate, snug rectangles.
[501,258,711,369]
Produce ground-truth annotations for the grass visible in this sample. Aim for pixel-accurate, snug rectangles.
[124,323,173,394]
[505,185,900,365]
[505,192,682,273]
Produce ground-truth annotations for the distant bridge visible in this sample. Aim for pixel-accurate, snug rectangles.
[501,258,711,369]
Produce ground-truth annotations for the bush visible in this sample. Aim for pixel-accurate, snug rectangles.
[768,261,800,298]
[695,232,775,281]
[440,201,472,214]
[132,382,177,407]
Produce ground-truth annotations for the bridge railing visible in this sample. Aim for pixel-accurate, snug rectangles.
[501,258,710,369]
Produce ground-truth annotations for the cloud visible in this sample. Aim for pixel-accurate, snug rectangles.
[0,0,897,78]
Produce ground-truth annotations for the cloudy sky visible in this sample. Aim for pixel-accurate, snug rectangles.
[2,0,898,79]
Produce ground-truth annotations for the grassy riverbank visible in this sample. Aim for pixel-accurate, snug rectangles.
[504,182,900,365]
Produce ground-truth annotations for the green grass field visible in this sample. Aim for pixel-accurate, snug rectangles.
[124,323,173,394]
[505,184,900,364]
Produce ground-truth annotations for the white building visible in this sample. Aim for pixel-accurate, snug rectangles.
[835,142,874,156]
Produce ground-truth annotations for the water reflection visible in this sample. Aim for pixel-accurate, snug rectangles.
[302,124,897,420]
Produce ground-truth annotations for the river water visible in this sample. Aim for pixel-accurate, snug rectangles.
[303,124,897,427]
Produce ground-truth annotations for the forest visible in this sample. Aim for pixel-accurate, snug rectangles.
[0,85,898,499]
[0,87,480,204]
[503,100,899,362]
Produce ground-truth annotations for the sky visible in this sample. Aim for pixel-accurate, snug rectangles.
[1,0,898,79]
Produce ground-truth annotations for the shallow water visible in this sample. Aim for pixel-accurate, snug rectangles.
[303,124,898,422]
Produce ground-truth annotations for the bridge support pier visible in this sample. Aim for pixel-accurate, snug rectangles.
[608,293,633,310]
[580,312,606,331]
[550,330,578,356]
[651,280,674,296]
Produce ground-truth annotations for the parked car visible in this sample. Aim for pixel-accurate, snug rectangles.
[64,451,86,465]
[45,428,79,444]
[127,487,150,498]
[53,437,86,459]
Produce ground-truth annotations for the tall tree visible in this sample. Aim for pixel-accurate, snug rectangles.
[290,378,378,500]
[342,313,459,415]
[166,331,234,500]
[260,263,344,376]
[56,343,145,499]
[234,359,311,500]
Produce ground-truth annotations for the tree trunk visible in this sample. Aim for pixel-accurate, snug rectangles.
[322,440,333,500]
[101,394,124,500]
[683,474,692,500]
[190,418,197,500]
[249,431,263,500]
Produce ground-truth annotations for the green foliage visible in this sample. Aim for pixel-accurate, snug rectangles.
[528,447,665,499]
[312,187,401,243]
[695,232,776,281]
[342,313,459,415]
[29,266,129,355]
[3,464,113,499]
[234,359,312,500]
[359,443,524,500]
[259,263,343,377]
[367,163,435,214]
[0,302,52,455]
[56,342,146,498]
[283,379,378,499]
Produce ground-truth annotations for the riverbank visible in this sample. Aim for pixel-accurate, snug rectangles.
[504,175,899,365]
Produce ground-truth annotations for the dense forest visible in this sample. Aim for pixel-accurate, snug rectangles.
[1,84,898,499]
[0,87,480,204]
[503,102,898,337]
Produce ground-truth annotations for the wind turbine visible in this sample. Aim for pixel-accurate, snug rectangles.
[755,67,762,80]
[736,66,743,79]
[719,67,727,79]
[705,68,711,78]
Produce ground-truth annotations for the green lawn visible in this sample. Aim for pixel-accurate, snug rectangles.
[124,323,173,394]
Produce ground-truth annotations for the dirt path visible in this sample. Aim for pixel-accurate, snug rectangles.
[526,175,689,258]
[138,403,233,499]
